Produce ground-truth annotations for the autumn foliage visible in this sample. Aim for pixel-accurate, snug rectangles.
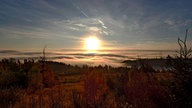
[0,58,177,108]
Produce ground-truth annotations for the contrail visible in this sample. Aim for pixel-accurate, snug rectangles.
[70,0,89,18]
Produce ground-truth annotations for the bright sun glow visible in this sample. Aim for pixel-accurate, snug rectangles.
[85,37,100,50]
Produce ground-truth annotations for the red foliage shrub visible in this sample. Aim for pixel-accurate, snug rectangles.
[42,67,56,88]
[124,72,172,108]
[79,69,109,107]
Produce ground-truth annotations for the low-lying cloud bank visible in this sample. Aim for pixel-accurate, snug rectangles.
[0,49,174,67]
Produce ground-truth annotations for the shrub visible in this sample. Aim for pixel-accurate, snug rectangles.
[0,58,35,89]
[71,69,109,108]
[167,29,192,107]
[124,72,172,108]
[12,86,66,108]
[0,88,21,108]
[42,67,56,88]
[0,71,29,89]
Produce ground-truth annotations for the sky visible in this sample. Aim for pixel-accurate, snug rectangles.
[0,0,192,51]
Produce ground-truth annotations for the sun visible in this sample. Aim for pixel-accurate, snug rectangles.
[85,37,100,50]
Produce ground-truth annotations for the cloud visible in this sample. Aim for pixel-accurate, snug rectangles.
[35,0,57,10]
[0,50,19,54]
[0,49,130,66]
[69,27,79,31]
[88,27,100,32]
[0,27,53,39]
[75,23,87,27]
[164,19,175,26]
[53,17,111,36]
[0,0,192,50]
[164,18,192,31]
[98,19,105,26]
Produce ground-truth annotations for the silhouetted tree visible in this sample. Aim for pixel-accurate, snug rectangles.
[168,29,192,107]
[176,29,192,58]
[40,46,47,74]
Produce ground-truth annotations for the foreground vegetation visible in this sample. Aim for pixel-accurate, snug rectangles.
[0,56,191,108]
